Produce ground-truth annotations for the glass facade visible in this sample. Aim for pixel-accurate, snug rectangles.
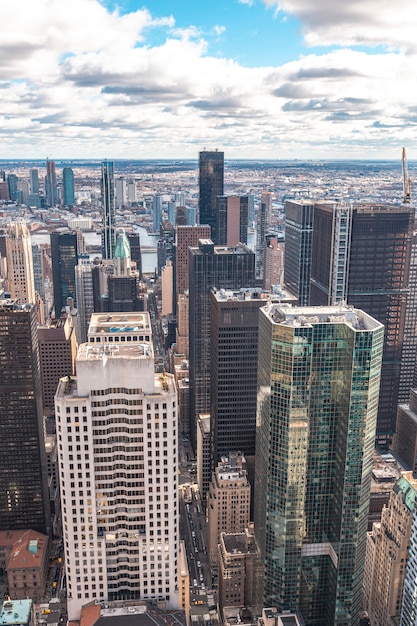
[51,232,78,315]
[283,201,315,306]
[0,301,50,535]
[101,160,116,259]
[188,240,256,446]
[254,305,384,626]
[199,151,224,245]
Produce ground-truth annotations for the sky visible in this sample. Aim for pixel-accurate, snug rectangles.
[1,0,417,160]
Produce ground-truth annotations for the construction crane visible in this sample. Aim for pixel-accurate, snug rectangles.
[402,147,411,204]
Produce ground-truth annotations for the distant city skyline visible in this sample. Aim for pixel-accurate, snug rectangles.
[1,0,416,160]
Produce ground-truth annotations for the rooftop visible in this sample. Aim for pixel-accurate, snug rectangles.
[88,313,151,336]
[0,599,32,625]
[265,303,383,332]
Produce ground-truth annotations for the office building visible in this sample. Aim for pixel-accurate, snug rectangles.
[218,528,257,611]
[127,232,142,278]
[115,177,126,209]
[210,288,270,482]
[216,195,249,247]
[38,314,77,414]
[0,297,50,535]
[0,529,49,602]
[399,230,417,403]
[310,202,414,443]
[400,510,417,625]
[188,240,256,444]
[106,231,143,312]
[6,221,35,304]
[55,313,179,621]
[392,389,417,475]
[101,161,116,260]
[264,234,285,291]
[51,232,78,316]
[255,192,272,281]
[7,174,18,202]
[75,256,95,343]
[207,453,251,565]
[0,181,9,201]
[176,225,211,301]
[153,195,163,233]
[283,200,314,305]
[62,166,75,206]
[196,414,211,504]
[363,472,417,626]
[254,304,384,625]
[199,150,224,244]
[29,168,39,194]
[45,159,58,206]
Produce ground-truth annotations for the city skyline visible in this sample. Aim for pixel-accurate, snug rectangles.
[1,0,416,160]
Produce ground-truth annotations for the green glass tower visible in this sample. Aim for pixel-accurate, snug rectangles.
[254,304,384,626]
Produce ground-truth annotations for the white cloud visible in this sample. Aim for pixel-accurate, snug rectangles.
[0,0,416,158]
[261,0,417,51]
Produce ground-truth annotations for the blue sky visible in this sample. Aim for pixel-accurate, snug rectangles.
[104,0,306,67]
[0,0,416,159]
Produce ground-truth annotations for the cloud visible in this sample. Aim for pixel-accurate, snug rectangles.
[261,0,417,51]
[0,0,416,159]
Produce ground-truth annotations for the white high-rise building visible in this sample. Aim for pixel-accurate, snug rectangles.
[55,312,179,621]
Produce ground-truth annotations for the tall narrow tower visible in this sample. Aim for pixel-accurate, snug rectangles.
[51,232,78,316]
[45,159,58,206]
[0,296,50,535]
[101,161,116,260]
[62,166,75,206]
[199,150,224,244]
[55,313,179,621]
[6,221,35,304]
[188,240,255,446]
[254,303,383,626]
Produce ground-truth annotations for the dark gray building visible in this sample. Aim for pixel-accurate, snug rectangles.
[51,231,78,316]
[283,200,315,306]
[0,298,50,535]
[188,240,256,446]
[199,151,224,244]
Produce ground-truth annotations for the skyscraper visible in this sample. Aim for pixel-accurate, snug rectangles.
[45,159,58,206]
[309,202,414,444]
[55,313,179,620]
[29,168,39,194]
[6,221,35,304]
[0,296,50,535]
[188,240,256,445]
[62,166,75,206]
[7,174,18,202]
[51,232,78,316]
[199,150,224,244]
[38,313,77,414]
[255,192,273,281]
[101,160,116,260]
[254,303,383,625]
[216,195,249,247]
[283,199,315,305]
[210,288,269,477]
[363,472,417,626]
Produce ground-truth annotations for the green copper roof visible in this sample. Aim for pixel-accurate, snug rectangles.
[393,475,417,512]
[114,229,131,260]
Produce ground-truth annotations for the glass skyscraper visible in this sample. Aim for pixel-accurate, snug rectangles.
[101,160,116,259]
[62,166,75,206]
[199,150,224,244]
[0,298,50,535]
[254,304,384,626]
